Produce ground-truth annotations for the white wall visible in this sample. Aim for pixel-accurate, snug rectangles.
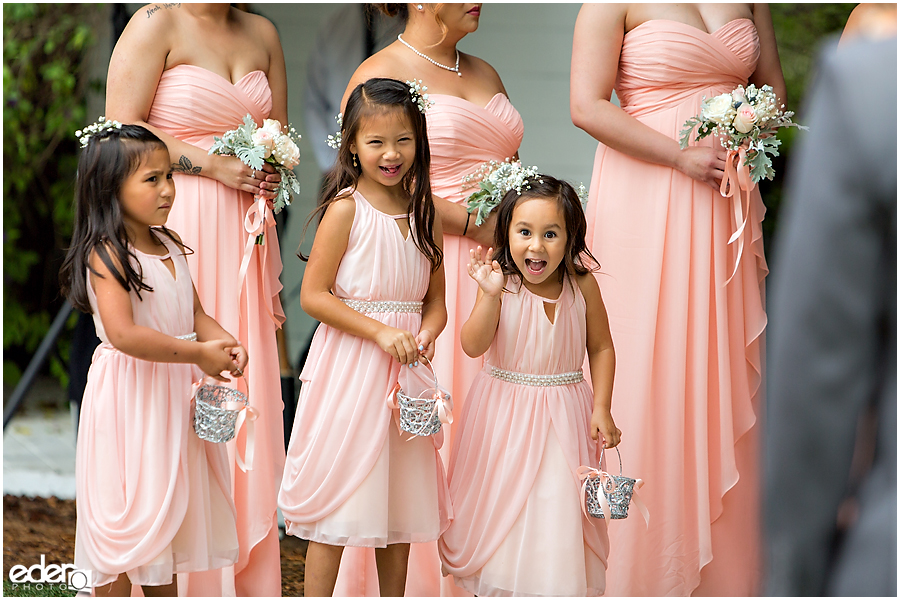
[111,4,596,370]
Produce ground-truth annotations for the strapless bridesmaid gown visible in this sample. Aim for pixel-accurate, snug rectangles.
[585,19,766,596]
[147,64,285,596]
[333,93,523,597]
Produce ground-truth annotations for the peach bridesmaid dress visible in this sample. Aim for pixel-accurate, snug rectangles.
[585,19,766,596]
[277,189,451,550]
[74,234,238,588]
[439,277,609,596]
[147,64,285,596]
[333,92,523,597]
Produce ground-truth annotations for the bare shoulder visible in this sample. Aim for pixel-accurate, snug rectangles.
[89,242,127,281]
[236,8,281,43]
[322,194,358,225]
[460,53,506,94]
[352,46,409,85]
[125,3,182,38]
[574,271,602,300]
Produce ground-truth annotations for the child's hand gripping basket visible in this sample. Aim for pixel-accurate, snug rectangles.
[577,447,649,526]
[391,356,452,437]
[192,378,258,471]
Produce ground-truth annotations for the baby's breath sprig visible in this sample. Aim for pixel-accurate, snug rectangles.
[463,159,541,226]
[325,113,343,150]
[75,117,123,148]
[575,183,589,211]
[406,79,434,114]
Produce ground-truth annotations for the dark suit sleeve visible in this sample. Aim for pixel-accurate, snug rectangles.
[764,38,897,596]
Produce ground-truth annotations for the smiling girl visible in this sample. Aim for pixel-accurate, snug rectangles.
[278,78,448,597]
[438,175,619,596]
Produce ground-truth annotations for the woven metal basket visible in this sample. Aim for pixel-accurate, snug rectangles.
[584,447,636,519]
[396,356,449,437]
[193,381,249,443]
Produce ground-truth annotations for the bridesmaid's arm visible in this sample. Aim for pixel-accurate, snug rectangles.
[105,8,275,199]
[749,4,788,107]
[569,3,726,191]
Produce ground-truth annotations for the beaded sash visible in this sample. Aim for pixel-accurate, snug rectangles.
[176,332,198,342]
[488,366,584,387]
[341,299,423,314]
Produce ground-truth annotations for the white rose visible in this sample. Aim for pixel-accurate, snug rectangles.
[251,129,275,158]
[701,94,734,125]
[261,118,283,136]
[273,135,300,168]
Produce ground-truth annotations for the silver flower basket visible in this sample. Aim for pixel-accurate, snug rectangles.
[581,447,637,520]
[193,381,249,443]
[395,356,451,437]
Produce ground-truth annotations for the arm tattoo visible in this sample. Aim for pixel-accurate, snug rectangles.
[171,155,201,175]
[146,3,181,18]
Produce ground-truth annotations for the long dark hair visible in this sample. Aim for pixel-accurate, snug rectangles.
[300,77,441,271]
[59,124,185,313]
[492,175,600,283]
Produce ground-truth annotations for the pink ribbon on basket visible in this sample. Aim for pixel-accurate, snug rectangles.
[577,465,616,521]
[386,356,454,441]
[719,147,755,284]
[191,378,260,473]
[576,465,651,527]
[237,195,278,326]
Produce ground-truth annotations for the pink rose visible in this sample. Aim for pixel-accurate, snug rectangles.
[732,104,758,133]
[251,129,275,158]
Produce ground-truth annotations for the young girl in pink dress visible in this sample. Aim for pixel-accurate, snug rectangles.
[439,176,620,596]
[277,78,448,597]
[59,124,246,596]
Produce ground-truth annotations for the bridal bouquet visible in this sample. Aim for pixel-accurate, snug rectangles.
[679,84,805,183]
[209,114,301,213]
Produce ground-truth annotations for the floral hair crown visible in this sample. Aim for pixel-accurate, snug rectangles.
[464,160,590,226]
[324,80,434,151]
[75,116,123,148]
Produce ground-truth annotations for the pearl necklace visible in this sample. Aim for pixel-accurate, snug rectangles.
[397,34,461,77]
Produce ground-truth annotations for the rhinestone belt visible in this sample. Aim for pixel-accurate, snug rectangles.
[341,299,423,314]
[489,366,584,387]
[176,332,197,341]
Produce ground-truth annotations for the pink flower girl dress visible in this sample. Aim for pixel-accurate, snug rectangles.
[439,276,608,596]
[74,233,238,588]
[278,190,451,554]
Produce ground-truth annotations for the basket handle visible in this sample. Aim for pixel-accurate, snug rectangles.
[599,446,624,476]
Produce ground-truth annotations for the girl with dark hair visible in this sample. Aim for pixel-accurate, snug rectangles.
[439,175,619,596]
[279,78,448,597]
[60,123,245,596]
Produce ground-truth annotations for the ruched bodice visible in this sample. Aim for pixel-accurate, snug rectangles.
[485,279,587,376]
[334,190,430,303]
[148,64,272,148]
[427,93,524,203]
[617,19,760,118]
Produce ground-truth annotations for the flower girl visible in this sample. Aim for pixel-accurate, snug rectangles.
[439,175,620,596]
[59,123,245,596]
[278,78,449,596]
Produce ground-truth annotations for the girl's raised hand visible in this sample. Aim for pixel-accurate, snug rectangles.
[226,343,248,377]
[197,339,241,382]
[467,246,505,297]
[591,407,621,449]
[375,326,420,365]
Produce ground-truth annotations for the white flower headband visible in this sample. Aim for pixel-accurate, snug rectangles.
[324,80,433,150]
[76,116,123,148]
